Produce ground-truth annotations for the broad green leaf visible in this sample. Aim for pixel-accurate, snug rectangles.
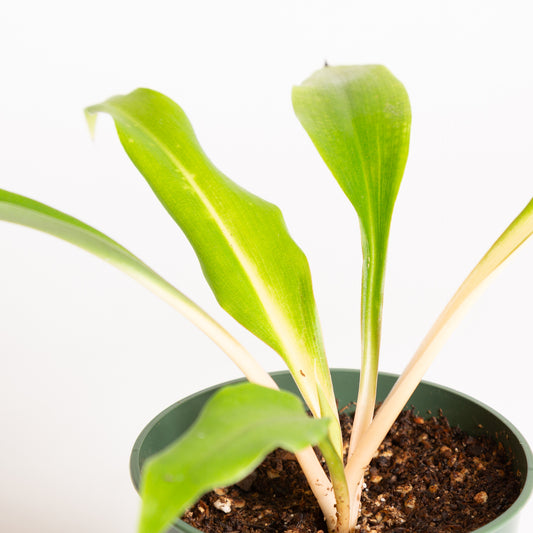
[138,383,330,533]
[0,188,271,385]
[86,89,337,423]
[292,65,411,446]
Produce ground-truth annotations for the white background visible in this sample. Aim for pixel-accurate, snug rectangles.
[1,1,532,531]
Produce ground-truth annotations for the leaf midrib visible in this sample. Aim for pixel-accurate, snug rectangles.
[340,83,377,242]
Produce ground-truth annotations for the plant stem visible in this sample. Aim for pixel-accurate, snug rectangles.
[127,269,278,388]
[349,239,387,458]
[347,238,387,524]
[319,439,353,533]
[294,447,338,531]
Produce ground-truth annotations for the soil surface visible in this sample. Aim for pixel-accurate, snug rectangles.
[183,407,522,533]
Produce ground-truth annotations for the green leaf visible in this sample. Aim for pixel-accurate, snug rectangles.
[0,188,163,280]
[138,383,330,533]
[85,89,336,421]
[0,188,265,380]
[292,65,410,238]
[292,65,411,444]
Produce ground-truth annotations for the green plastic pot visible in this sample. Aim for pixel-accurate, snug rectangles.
[131,369,533,533]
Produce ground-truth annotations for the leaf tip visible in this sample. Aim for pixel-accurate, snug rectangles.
[84,108,98,140]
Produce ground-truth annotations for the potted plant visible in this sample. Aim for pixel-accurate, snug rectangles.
[130,369,532,533]
[1,64,532,533]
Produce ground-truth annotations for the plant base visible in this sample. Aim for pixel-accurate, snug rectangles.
[131,370,533,533]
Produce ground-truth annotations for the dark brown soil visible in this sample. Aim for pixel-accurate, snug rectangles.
[183,408,522,533]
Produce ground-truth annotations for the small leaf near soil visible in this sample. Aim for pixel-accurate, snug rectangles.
[138,383,330,533]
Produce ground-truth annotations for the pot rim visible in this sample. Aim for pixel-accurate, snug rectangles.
[130,369,533,533]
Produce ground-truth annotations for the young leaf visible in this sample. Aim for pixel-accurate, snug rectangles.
[138,383,330,533]
[85,89,337,424]
[292,65,411,450]
[0,188,275,388]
